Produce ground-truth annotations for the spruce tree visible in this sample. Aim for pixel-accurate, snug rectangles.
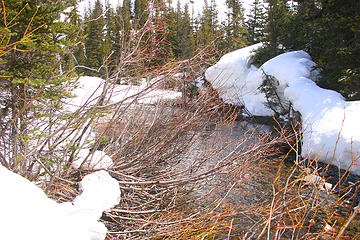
[255,0,360,99]
[246,0,267,44]
[165,1,177,59]
[0,0,79,173]
[224,0,248,50]
[121,0,132,43]
[197,0,219,47]
[82,0,106,76]
[134,0,148,29]
[305,0,360,99]
[104,1,117,73]
[251,0,292,66]
[180,4,195,59]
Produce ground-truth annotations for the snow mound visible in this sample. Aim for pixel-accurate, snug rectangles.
[73,170,121,219]
[205,43,273,116]
[261,51,360,175]
[72,149,114,170]
[0,165,120,240]
[205,45,360,175]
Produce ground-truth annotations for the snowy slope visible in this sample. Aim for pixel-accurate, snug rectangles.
[67,76,182,112]
[205,45,360,175]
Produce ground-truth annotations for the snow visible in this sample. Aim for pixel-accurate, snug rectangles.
[0,164,120,240]
[67,76,182,112]
[0,75,180,238]
[261,51,360,175]
[72,149,114,170]
[73,170,121,219]
[205,43,274,116]
[62,76,181,169]
[205,45,360,175]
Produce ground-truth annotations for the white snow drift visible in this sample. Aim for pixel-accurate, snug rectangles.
[205,43,273,116]
[205,45,360,175]
[0,165,120,240]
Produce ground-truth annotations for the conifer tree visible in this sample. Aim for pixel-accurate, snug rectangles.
[254,0,360,99]
[224,0,248,50]
[134,0,148,28]
[251,0,292,65]
[246,0,267,44]
[172,1,183,57]
[163,1,177,59]
[82,0,106,76]
[0,0,79,173]
[150,0,173,65]
[121,0,132,42]
[293,0,360,99]
[180,4,195,59]
[104,1,116,57]
[197,0,219,47]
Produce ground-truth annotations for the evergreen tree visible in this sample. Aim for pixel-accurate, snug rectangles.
[251,0,293,65]
[246,0,267,44]
[134,0,148,28]
[121,0,132,43]
[302,0,360,99]
[163,1,177,59]
[103,1,123,74]
[224,0,248,50]
[172,1,183,57]
[0,0,79,173]
[197,0,219,47]
[180,4,195,59]
[171,2,195,59]
[255,0,360,99]
[82,0,106,76]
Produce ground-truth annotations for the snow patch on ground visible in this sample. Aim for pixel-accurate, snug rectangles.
[72,149,114,170]
[205,45,360,175]
[67,76,182,112]
[0,165,120,240]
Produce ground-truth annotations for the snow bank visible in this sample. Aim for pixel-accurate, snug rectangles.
[67,76,182,111]
[0,165,120,240]
[64,76,181,170]
[205,45,360,175]
[73,170,121,219]
[205,43,273,116]
[261,51,360,175]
